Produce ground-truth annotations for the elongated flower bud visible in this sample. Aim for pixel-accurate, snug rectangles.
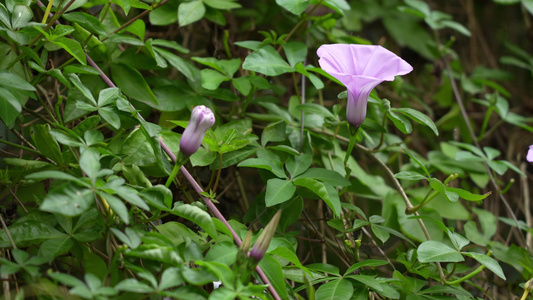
[527,145,533,162]
[180,105,215,157]
[249,210,282,263]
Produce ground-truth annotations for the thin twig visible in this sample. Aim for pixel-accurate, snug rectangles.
[521,163,532,248]
[0,214,16,249]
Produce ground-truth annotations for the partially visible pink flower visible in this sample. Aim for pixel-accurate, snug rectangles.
[317,44,413,127]
[527,145,533,162]
[180,105,215,156]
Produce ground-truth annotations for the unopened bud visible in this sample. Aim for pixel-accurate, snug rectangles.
[179,105,215,156]
[249,210,282,263]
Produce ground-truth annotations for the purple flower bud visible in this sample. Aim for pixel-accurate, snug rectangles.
[528,145,533,162]
[317,44,413,127]
[249,210,282,263]
[180,105,215,156]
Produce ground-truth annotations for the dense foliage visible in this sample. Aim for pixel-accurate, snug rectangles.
[1,0,533,299]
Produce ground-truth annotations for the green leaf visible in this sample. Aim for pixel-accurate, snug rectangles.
[0,70,36,91]
[322,0,350,14]
[26,170,88,186]
[391,107,439,136]
[49,272,87,288]
[79,148,101,183]
[282,41,307,66]
[296,103,335,119]
[100,192,130,224]
[275,0,309,15]
[178,0,205,27]
[63,64,100,75]
[242,45,294,76]
[108,34,144,46]
[265,178,296,207]
[62,12,107,36]
[258,254,289,299]
[172,203,217,238]
[394,171,427,181]
[68,74,96,105]
[156,48,201,86]
[195,261,235,287]
[462,252,506,280]
[0,221,66,248]
[52,37,87,65]
[192,57,241,77]
[315,278,353,300]
[445,187,491,201]
[11,4,32,29]
[200,69,229,90]
[152,39,189,53]
[203,0,241,9]
[344,260,388,275]
[269,247,309,272]
[98,106,121,129]
[181,267,218,285]
[295,168,350,186]
[293,178,341,216]
[232,76,252,95]
[387,110,412,134]
[238,158,286,178]
[346,274,385,293]
[110,227,141,249]
[417,240,464,263]
[429,178,459,202]
[403,147,430,177]
[0,86,21,126]
[115,278,154,293]
[40,183,94,217]
[286,154,312,178]
[158,267,185,290]
[261,120,286,146]
[97,87,120,107]
[205,242,237,265]
[110,63,158,105]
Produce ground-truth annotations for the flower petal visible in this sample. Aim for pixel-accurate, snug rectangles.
[527,145,533,162]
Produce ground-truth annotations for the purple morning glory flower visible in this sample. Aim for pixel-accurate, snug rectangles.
[180,105,215,156]
[317,44,413,127]
[527,145,533,162]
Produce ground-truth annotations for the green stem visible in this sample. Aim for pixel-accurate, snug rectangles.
[444,264,485,285]
[0,139,42,156]
[477,105,493,141]
[165,153,186,187]
[344,125,359,166]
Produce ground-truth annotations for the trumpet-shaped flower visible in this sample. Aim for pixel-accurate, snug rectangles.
[527,145,533,162]
[180,105,215,156]
[317,44,413,127]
